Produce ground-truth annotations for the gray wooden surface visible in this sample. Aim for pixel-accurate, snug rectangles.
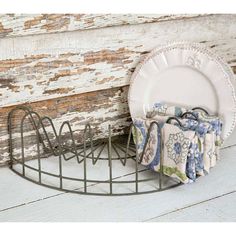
[0,146,235,222]
[148,192,236,222]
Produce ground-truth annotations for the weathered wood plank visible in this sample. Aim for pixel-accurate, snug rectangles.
[0,14,236,108]
[0,146,235,221]
[0,14,203,38]
[0,151,145,211]
[0,86,131,165]
[0,167,60,211]
[1,14,236,165]
[148,191,236,222]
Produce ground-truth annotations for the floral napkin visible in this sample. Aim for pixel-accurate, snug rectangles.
[192,110,223,160]
[203,133,217,174]
[147,102,187,117]
[186,135,199,182]
[184,119,213,176]
[150,102,223,161]
[162,123,196,184]
[132,117,196,183]
[132,118,162,172]
[150,114,213,177]
[132,107,221,184]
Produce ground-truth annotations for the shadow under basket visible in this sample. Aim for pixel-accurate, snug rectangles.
[7,106,181,196]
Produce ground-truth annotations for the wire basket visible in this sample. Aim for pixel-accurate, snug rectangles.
[7,106,181,196]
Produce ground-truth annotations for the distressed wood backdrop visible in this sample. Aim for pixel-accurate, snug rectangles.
[0,14,236,166]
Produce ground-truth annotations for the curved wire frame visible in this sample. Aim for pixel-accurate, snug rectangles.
[192,107,209,115]
[181,112,199,121]
[8,106,181,196]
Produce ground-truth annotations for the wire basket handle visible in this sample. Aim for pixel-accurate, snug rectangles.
[181,111,198,120]
[192,107,209,115]
[166,117,183,127]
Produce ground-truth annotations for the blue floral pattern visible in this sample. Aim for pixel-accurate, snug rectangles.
[153,102,167,115]
[132,103,222,184]
[163,123,195,183]
[132,118,162,171]
[152,102,187,117]
[186,137,200,181]
[192,110,223,161]
[165,132,191,164]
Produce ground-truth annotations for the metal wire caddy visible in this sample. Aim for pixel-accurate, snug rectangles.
[8,106,181,196]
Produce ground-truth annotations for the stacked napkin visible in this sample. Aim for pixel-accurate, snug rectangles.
[132,103,223,184]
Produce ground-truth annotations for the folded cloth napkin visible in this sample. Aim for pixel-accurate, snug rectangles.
[192,110,223,160]
[147,102,187,117]
[149,114,212,177]
[150,102,222,135]
[203,133,217,174]
[132,118,162,172]
[186,135,199,182]
[132,117,196,183]
[132,109,220,183]
[162,123,196,184]
[184,119,213,176]
[150,102,223,161]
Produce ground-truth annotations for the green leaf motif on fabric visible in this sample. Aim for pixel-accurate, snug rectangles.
[197,138,203,152]
[215,139,221,147]
[132,126,143,145]
[163,166,188,182]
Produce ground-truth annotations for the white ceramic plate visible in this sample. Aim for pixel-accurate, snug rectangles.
[128,42,236,140]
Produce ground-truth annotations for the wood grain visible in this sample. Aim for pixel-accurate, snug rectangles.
[0,14,202,38]
[1,14,236,165]
[148,192,236,222]
[0,14,236,108]
[0,86,131,165]
[0,146,235,221]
